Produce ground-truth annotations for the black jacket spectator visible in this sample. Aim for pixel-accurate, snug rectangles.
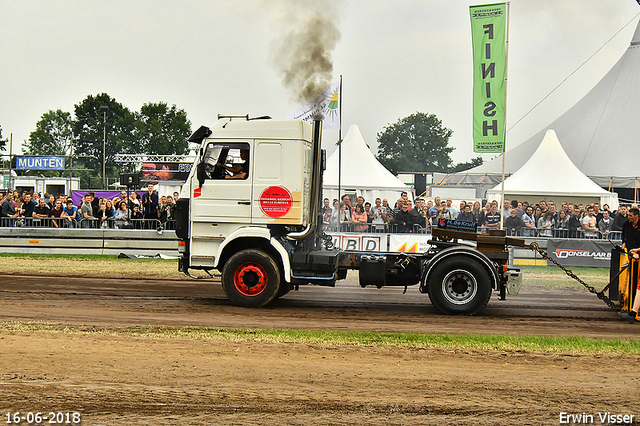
[568,213,581,237]
[504,214,523,236]
[89,193,100,214]
[409,207,426,228]
[613,212,628,232]
[622,219,640,250]
[456,210,474,223]
[393,208,414,233]
[21,199,36,217]
[142,188,159,219]
[1,197,16,218]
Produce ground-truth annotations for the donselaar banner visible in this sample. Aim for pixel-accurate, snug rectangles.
[546,239,612,268]
[470,3,507,153]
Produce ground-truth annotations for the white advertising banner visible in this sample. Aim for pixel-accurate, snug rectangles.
[328,233,383,252]
[388,234,432,253]
[327,233,432,253]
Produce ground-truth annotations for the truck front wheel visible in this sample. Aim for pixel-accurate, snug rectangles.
[222,249,281,307]
[427,256,492,315]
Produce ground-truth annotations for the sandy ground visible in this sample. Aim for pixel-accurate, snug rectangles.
[0,275,639,425]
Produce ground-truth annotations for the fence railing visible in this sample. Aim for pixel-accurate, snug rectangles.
[0,217,176,231]
[322,220,622,240]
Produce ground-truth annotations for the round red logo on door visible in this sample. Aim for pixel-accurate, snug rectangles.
[259,186,292,218]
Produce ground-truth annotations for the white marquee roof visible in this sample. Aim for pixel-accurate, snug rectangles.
[323,125,407,201]
[486,130,618,207]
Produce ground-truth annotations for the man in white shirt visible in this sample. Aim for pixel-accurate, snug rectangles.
[582,206,598,238]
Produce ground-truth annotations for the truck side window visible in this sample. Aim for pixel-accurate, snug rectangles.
[201,143,250,180]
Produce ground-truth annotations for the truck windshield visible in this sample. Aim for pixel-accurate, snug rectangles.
[203,142,249,166]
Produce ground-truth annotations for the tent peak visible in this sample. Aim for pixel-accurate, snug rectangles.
[632,17,640,45]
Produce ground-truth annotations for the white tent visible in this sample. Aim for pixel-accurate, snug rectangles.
[323,125,409,203]
[486,130,618,209]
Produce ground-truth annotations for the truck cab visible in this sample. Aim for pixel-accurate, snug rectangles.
[175,118,339,307]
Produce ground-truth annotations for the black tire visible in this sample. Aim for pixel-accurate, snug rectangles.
[221,249,281,307]
[427,256,492,315]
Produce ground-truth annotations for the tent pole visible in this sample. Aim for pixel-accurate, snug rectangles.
[8,133,12,191]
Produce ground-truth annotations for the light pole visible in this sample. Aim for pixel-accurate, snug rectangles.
[99,105,109,189]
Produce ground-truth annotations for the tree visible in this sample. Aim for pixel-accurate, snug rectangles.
[134,102,191,155]
[450,156,483,173]
[72,93,137,188]
[24,109,74,156]
[376,112,454,174]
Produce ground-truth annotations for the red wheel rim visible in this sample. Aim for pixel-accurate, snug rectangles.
[233,262,268,296]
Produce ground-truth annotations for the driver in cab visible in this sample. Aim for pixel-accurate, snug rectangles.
[217,149,249,179]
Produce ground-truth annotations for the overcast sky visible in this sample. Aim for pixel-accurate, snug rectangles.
[1,0,639,164]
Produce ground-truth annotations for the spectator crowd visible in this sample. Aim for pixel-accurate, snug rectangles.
[0,185,179,231]
[321,193,629,239]
[1,187,631,240]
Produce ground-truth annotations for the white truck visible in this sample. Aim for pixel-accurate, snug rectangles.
[175,116,524,315]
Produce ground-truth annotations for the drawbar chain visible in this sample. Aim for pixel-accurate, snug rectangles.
[529,242,618,311]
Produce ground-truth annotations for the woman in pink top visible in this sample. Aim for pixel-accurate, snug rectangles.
[351,203,368,233]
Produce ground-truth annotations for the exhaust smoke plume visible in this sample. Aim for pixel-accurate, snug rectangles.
[271,1,342,103]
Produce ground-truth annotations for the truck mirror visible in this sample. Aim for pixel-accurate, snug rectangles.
[196,162,206,188]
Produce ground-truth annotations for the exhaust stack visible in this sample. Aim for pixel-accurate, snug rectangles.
[286,118,323,240]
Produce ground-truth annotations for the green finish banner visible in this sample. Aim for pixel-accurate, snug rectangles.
[470,3,507,153]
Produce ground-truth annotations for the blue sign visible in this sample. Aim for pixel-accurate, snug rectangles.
[16,156,65,170]
[437,218,478,233]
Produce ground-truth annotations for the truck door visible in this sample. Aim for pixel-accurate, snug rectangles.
[251,139,307,226]
[191,141,253,223]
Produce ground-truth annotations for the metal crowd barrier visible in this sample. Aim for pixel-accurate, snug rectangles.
[321,220,623,241]
[0,217,176,231]
[322,222,433,234]
[498,226,622,240]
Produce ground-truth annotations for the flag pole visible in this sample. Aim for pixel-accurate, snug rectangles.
[338,74,343,204]
[8,133,13,191]
[500,2,510,230]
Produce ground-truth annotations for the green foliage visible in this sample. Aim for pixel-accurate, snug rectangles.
[25,109,74,156]
[134,102,191,155]
[376,112,454,174]
[27,95,194,188]
[21,110,74,177]
[450,156,483,173]
[72,93,137,188]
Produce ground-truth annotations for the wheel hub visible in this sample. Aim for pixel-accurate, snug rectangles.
[442,269,478,305]
[234,263,267,296]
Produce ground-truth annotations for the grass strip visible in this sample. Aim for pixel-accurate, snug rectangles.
[0,253,191,280]
[2,321,638,355]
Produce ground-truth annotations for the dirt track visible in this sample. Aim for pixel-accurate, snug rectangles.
[1,275,639,425]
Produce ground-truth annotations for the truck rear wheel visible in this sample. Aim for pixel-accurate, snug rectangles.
[222,249,281,307]
[427,256,492,315]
